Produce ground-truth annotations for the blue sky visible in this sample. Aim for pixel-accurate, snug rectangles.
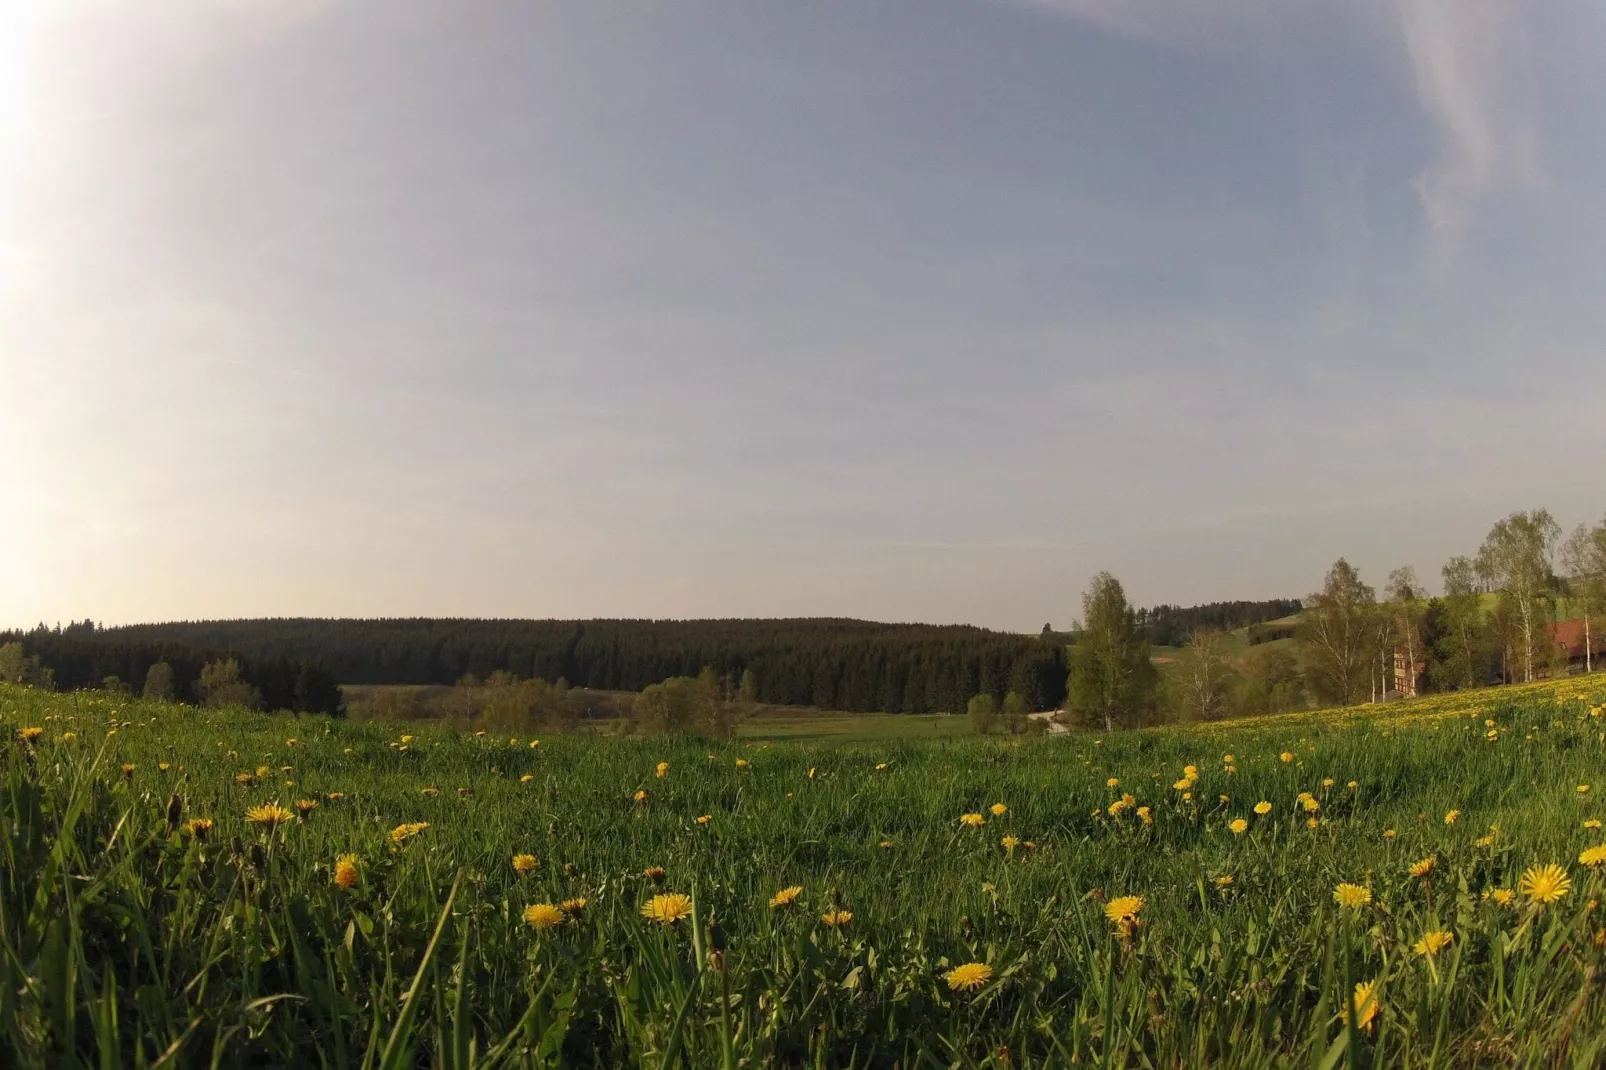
[3,0,1603,632]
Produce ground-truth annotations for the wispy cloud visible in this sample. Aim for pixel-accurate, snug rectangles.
[1397,0,1535,237]
[1012,0,1537,239]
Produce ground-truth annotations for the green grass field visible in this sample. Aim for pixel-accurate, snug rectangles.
[4,674,1606,1067]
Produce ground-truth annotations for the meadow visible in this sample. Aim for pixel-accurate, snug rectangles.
[4,676,1606,1068]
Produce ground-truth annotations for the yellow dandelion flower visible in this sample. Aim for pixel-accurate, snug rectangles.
[959,813,986,828]
[295,799,318,818]
[1322,778,1335,788]
[1103,895,1144,923]
[183,817,213,839]
[246,804,295,829]
[879,839,894,848]
[643,866,666,882]
[1172,778,1193,791]
[1280,752,1294,764]
[17,726,43,742]
[529,739,540,749]
[1106,777,1120,788]
[1580,845,1606,868]
[1229,819,1248,835]
[388,821,430,844]
[523,903,565,930]
[519,774,534,783]
[808,767,817,779]
[1302,797,1320,813]
[641,893,693,924]
[1254,800,1272,815]
[655,761,669,778]
[944,962,994,992]
[559,897,588,914]
[736,758,749,768]
[60,731,76,743]
[1587,819,1603,830]
[1383,829,1397,840]
[819,909,853,927]
[512,853,538,875]
[1520,863,1571,905]
[121,763,135,778]
[1488,888,1515,906]
[1333,883,1372,909]
[1222,754,1233,763]
[1001,834,1021,850]
[334,854,360,889]
[1136,806,1152,826]
[990,802,1008,816]
[420,787,440,797]
[695,814,711,825]
[1347,781,1358,790]
[769,885,803,909]
[1444,810,1460,825]
[1409,856,1436,878]
[1414,930,1452,957]
[1216,875,1234,887]
[1347,980,1381,1032]
[1580,785,1592,795]
[633,790,647,802]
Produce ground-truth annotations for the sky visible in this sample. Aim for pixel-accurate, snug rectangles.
[3,0,1604,634]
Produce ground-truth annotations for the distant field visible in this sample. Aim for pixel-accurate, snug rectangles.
[736,707,974,742]
[7,672,1606,1065]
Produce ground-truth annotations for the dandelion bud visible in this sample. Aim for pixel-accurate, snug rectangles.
[165,793,183,832]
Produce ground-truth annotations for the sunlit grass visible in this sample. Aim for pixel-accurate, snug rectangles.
[3,674,1606,1066]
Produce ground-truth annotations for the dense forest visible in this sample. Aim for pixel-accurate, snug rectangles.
[1133,599,1302,647]
[0,622,343,716]
[95,618,1069,714]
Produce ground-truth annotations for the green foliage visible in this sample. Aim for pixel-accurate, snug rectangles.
[1001,690,1029,734]
[5,676,1606,1065]
[0,642,53,689]
[1299,559,1377,706]
[634,669,748,739]
[198,656,262,710]
[88,617,1069,714]
[1068,572,1158,731]
[1477,510,1562,683]
[141,660,176,701]
[966,692,999,735]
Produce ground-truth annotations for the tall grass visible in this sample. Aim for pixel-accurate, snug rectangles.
[2,676,1605,1066]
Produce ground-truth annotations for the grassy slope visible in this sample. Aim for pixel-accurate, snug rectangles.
[6,671,1606,1065]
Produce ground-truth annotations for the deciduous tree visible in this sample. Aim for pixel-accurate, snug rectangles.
[1476,510,1560,682]
[1561,519,1606,673]
[1299,558,1375,706]
[1174,629,1234,722]
[1432,556,1487,690]
[1068,572,1157,732]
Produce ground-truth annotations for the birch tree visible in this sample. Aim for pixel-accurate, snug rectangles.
[1561,519,1606,673]
[1174,629,1234,722]
[1386,566,1427,696]
[1434,555,1487,690]
[1068,572,1157,732]
[1299,558,1375,706]
[1476,510,1560,682]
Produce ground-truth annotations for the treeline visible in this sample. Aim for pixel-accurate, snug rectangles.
[1134,599,1302,647]
[1062,508,1606,733]
[0,622,343,716]
[95,618,1069,714]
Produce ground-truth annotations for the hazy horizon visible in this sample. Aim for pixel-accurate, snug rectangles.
[5,1,1604,633]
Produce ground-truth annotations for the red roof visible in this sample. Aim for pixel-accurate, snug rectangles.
[1549,619,1602,657]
